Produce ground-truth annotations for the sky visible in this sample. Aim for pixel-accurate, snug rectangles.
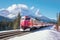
[0,0,60,20]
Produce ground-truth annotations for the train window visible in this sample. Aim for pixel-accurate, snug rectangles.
[25,18,30,20]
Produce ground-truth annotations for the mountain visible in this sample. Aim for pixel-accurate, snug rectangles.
[0,4,56,23]
[0,10,56,23]
[0,15,12,22]
[50,19,57,23]
[0,9,18,19]
[0,10,9,17]
[29,15,57,23]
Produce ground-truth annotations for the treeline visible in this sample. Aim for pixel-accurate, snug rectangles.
[0,13,21,31]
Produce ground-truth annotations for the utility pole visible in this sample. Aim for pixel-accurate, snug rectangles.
[55,12,60,31]
[58,12,60,31]
[58,13,60,26]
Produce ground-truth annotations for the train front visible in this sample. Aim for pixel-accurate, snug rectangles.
[20,16,32,31]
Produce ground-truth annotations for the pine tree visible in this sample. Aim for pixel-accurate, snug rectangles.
[13,12,21,29]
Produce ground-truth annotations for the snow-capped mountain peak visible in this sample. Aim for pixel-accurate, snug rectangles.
[0,10,9,17]
[0,4,56,23]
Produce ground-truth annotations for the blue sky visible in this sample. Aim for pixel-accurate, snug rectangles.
[0,0,60,19]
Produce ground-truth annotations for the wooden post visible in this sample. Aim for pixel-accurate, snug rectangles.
[58,13,60,31]
[55,12,60,31]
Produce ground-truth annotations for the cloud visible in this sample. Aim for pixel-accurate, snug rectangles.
[7,4,17,12]
[18,4,28,9]
[7,4,28,12]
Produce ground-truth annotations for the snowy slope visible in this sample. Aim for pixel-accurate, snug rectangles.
[29,15,56,23]
[0,9,56,23]
[0,4,56,23]
[0,15,12,22]
[0,10,9,17]
[8,30,60,40]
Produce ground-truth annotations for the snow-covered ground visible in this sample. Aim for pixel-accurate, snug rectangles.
[8,26,60,40]
[0,29,20,33]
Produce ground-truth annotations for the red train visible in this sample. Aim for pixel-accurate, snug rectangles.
[20,16,53,31]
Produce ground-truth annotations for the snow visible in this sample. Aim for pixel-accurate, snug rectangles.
[0,29,20,33]
[8,29,60,40]
[20,28,30,31]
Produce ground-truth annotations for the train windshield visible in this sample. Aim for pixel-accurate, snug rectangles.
[25,18,30,20]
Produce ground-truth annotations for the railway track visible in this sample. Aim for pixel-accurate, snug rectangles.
[0,31,30,40]
[0,26,47,40]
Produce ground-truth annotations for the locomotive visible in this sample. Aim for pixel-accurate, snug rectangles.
[20,16,53,31]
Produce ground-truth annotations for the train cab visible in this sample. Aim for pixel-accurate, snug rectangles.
[20,16,32,31]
